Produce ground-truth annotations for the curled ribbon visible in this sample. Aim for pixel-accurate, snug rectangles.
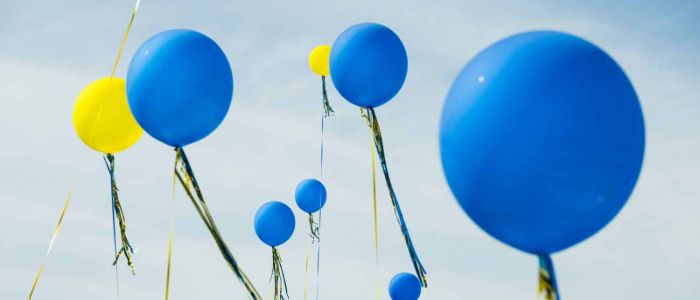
[271,247,289,300]
[104,154,136,273]
[362,107,428,287]
[173,147,261,299]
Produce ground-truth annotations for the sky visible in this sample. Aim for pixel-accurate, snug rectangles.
[1,0,699,299]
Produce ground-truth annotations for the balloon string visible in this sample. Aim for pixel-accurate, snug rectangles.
[321,76,334,117]
[28,189,73,300]
[164,158,177,300]
[173,147,262,300]
[110,0,141,80]
[371,129,379,266]
[103,1,141,290]
[370,111,381,300]
[303,239,311,300]
[303,213,320,300]
[320,88,326,178]
[104,154,136,274]
[363,108,428,287]
[111,193,121,300]
[102,4,141,289]
[314,211,322,300]
[537,255,560,300]
[108,160,121,299]
[271,247,290,300]
[314,78,330,300]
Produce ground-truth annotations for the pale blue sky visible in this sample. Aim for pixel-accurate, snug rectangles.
[1,1,699,299]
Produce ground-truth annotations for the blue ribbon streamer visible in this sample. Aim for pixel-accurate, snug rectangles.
[364,107,428,287]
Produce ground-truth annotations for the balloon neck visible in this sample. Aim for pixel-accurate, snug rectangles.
[538,254,560,300]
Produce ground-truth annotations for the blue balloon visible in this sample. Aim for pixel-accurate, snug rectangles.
[389,273,422,300]
[127,29,233,147]
[254,201,296,247]
[330,23,407,108]
[294,179,327,214]
[439,31,645,255]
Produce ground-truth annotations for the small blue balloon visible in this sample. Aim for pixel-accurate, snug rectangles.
[127,29,233,147]
[440,31,645,254]
[389,273,422,300]
[330,23,407,108]
[295,179,327,214]
[254,201,296,247]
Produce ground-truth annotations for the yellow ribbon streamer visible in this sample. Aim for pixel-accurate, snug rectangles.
[371,126,381,300]
[303,213,321,300]
[28,190,73,300]
[362,108,381,300]
[303,240,311,300]
[110,0,141,80]
[371,130,379,264]
[164,160,177,300]
[164,220,174,300]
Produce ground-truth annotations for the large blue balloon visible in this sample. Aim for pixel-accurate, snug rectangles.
[254,201,296,247]
[389,272,422,300]
[127,29,233,147]
[330,23,407,108]
[295,179,327,214]
[440,31,645,255]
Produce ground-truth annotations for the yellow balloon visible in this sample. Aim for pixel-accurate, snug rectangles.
[308,45,331,76]
[73,77,143,154]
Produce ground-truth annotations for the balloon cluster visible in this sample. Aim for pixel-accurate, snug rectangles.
[55,10,646,300]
